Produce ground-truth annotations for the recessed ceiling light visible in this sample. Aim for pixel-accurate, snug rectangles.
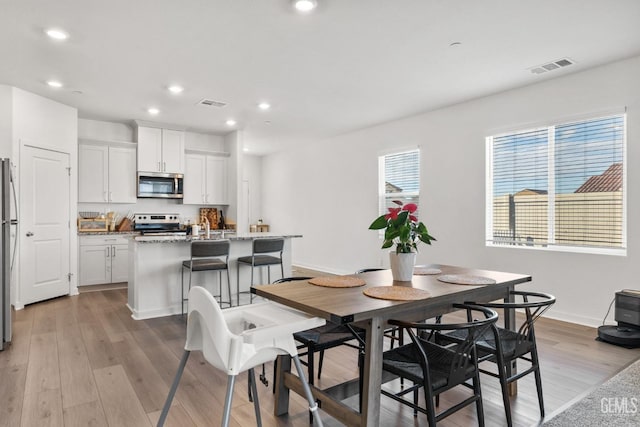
[148,107,160,115]
[243,147,249,152]
[45,28,68,40]
[168,85,184,94]
[293,0,317,13]
[47,80,63,88]
[258,102,271,110]
[226,119,237,127]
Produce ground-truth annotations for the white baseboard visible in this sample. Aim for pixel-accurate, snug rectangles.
[127,303,182,320]
[292,261,349,276]
[543,309,604,329]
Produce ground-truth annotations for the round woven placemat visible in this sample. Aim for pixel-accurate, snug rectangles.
[363,286,431,301]
[437,274,496,285]
[308,276,366,288]
[414,266,442,275]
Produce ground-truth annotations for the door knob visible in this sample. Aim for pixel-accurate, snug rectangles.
[26,231,34,237]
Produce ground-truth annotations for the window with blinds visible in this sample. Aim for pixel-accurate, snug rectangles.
[379,149,420,215]
[487,113,626,254]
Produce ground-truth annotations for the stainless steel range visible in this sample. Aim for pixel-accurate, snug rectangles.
[133,213,184,235]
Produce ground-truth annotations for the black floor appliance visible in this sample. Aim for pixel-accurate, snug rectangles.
[597,290,640,348]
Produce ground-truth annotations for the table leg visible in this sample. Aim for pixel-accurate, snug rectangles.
[361,316,384,427]
[503,287,517,396]
[274,354,291,416]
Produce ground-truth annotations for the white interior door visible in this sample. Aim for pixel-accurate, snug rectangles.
[20,146,70,305]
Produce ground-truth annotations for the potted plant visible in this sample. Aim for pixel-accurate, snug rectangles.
[369,200,436,281]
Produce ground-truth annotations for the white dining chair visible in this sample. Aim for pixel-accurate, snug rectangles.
[157,286,326,427]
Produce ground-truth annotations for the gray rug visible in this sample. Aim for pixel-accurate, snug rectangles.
[543,358,640,426]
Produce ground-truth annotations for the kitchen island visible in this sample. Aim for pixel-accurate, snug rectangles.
[127,233,301,320]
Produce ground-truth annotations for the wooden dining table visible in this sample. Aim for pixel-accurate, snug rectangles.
[251,264,532,427]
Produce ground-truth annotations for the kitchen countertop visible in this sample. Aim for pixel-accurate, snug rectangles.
[78,231,140,236]
[133,232,302,243]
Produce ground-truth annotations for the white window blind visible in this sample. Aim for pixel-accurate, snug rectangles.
[379,149,420,215]
[488,113,625,253]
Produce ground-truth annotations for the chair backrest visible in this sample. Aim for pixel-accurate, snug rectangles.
[475,290,555,354]
[253,238,284,255]
[185,286,239,373]
[355,268,384,274]
[389,303,498,387]
[191,239,230,258]
[273,276,312,284]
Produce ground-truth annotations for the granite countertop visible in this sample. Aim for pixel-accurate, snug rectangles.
[78,231,140,236]
[133,232,302,243]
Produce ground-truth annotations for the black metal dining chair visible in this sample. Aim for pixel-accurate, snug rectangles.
[438,291,556,426]
[381,304,498,426]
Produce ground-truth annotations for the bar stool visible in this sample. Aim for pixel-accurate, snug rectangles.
[181,239,231,316]
[236,238,284,305]
[157,286,326,427]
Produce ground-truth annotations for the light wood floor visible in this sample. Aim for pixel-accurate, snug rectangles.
[1,285,639,427]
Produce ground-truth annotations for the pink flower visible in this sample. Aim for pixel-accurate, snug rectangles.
[409,214,418,222]
[385,207,401,220]
[403,203,418,213]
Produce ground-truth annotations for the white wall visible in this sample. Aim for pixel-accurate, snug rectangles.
[78,118,226,150]
[242,154,263,228]
[261,55,640,327]
[0,86,12,158]
[77,118,228,225]
[224,131,241,230]
[184,131,225,152]
[10,87,78,306]
[78,118,134,142]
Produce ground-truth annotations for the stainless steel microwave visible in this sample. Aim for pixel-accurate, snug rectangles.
[137,172,183,199]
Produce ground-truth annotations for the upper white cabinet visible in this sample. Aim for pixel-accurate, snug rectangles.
[78,141,137,203]
[206,156,228,205]
[183,153,206,204]
[183,152,228,205]
[136,126,184,174]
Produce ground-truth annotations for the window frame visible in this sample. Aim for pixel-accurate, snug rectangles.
[485,112,627,256]
[377,147,421,224]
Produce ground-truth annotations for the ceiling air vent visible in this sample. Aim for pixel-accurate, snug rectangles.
[197,98,227,108]
[529,58,574,75]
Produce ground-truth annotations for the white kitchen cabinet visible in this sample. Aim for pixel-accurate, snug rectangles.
[79,245,111,285]
[183,152,228,205]
[206,156,228,205]
[79,235,129,285]
[136,126,184,174]
[78,142,136,203]
[110,244,129,283]
[183,153,206,204]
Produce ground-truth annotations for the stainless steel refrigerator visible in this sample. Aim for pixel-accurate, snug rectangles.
[1,158,17,350]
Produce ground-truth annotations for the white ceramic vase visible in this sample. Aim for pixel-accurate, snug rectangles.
[389,251,416,282]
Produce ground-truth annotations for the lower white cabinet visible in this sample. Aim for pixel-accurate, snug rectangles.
[79,235,129,285]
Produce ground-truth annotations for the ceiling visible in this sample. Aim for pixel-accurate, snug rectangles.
[1,1,639,154]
